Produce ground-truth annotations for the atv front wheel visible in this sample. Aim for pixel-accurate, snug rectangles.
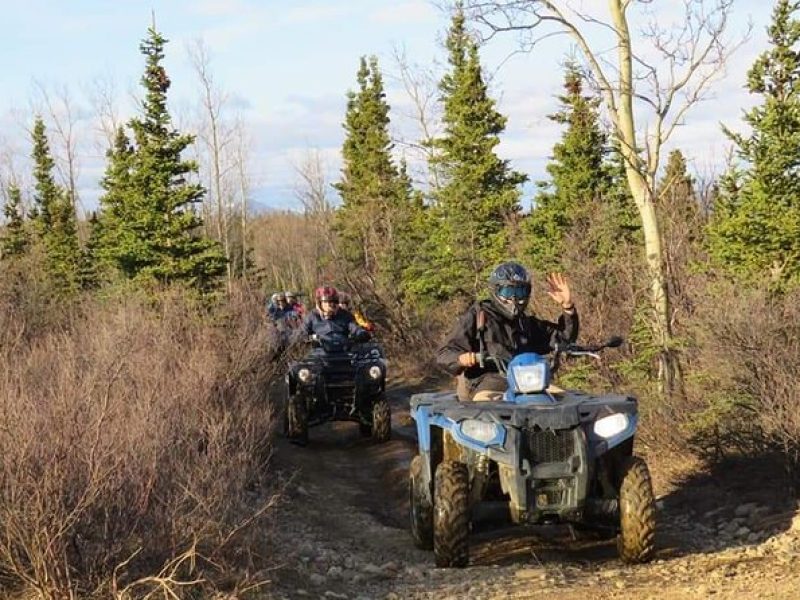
[372,397,391,443]
[409,455,433,550]
[286,394,308,446]
[617,456,656,563]
[434,460,469,568]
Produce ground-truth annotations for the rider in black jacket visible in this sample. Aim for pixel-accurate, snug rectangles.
[304,286,370,341]
[436,262,579,401]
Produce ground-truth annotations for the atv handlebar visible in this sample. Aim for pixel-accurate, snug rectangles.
[307,331,372,345]
[473,336,623,376]
[550,336,623,372]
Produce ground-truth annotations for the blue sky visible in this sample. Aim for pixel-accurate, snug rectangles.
[0,0,771,213]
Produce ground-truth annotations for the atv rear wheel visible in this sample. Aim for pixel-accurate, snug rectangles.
[434,460,469,568]
[617,456,656,563]
[409,455,433,550]
[287,394,308,446]
[372,397,391,443]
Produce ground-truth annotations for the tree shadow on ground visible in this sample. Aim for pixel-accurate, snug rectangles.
[657,453,797,557]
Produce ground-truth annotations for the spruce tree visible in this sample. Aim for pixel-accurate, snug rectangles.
[30,117,59,233]
[29,117,81,295]
[707,0,800,288]
[525,64,608,272]
[594,142,641,259]
[98,27,226,290]
[97,127,135,275]
[658,150,702,242]
[80,212,105,289]
[333,56,421,318]
[657,149,704,314]
[334,56,399,272]
[422,6,526,299]
[390,159,426,293]
[1,184,29,259]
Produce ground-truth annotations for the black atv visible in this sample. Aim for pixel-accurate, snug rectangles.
[284,331,391,445]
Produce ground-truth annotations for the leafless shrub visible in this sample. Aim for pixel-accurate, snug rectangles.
[687,282,800,493]
[0,284,281,598]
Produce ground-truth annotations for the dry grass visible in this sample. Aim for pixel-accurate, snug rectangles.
[0,285,281,598]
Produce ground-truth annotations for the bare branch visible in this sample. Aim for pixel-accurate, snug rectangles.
[188,37,238,290]
[86,72,121,151]
[388,45,444,190]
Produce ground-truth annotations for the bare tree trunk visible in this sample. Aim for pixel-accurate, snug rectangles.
[234,119,251,281]
[609,0,683,395]
[189,40,234,292]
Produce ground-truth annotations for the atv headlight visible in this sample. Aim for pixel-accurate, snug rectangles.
[512,363,547,393]
[460,419,502,444]
[368,365,382,380]
[297,368,312,383]
[593,413,629,439]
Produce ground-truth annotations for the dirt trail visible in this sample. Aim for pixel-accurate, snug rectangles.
[265,382,800,600]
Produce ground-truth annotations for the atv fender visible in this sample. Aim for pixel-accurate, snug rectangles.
[414,450,434,507]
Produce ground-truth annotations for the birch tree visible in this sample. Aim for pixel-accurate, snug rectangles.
[188,39,242,290]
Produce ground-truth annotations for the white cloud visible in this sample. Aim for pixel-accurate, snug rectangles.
[283,3,354,24]
[369,1,437,25]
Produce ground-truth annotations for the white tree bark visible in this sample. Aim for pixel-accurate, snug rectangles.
[189,39,237,291]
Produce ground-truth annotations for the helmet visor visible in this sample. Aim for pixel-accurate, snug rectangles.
[496,283,530,300]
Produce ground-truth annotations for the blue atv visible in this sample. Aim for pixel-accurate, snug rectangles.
[408,338,656,567]
[284,331,390,445]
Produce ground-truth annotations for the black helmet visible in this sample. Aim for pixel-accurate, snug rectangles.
[488,262,531,318]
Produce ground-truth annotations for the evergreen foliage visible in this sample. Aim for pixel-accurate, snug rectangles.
[524,65,638,272]
[707,0,800,288]
[525,63,608,272]
[658,150,703,247]
[96,127,134,276]
[334,57,395,265]
[1,185,29,259]
[30,117,59,233]
[333,56,421,310]
[417,6,526,299]
[595,143,641,257]
[29,117,81,295]
[80,212,106,289]
[97,27,226,291]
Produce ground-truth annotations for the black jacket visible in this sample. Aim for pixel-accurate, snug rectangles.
[435,300,579,379]
[303,308,368,340]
